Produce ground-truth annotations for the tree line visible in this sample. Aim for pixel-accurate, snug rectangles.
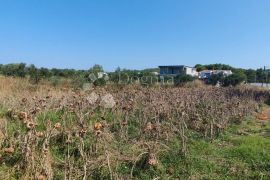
[0,63,98,86]
[0,63,159,87]
[0,63,269,87]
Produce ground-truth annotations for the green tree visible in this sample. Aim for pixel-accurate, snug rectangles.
[0,64,3,74]
[256,69,265,83]
[195,64,206,72]
[39,67,52,78]
[88,64,104,75]
[223,72,247,86]
[28,64,41,84]
[16,63,27,77]
[245,69,256,83]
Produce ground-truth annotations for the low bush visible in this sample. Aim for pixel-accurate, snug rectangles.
[174,74,195,86]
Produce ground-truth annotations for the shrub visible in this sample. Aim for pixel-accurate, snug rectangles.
[93,78,107,86]
[224,72,247,86]
[207,74,224,85]
[174,74,195,86]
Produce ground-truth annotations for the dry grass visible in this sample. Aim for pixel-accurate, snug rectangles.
[0,76,269,179]
[183,79,206,88]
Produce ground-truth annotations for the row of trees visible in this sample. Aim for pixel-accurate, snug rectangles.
[0,63,159,87]
[0,63,87,78]
[195,64,270,83]
[0,63,269,87]
[195,64,234,72]
[0,63,100,86]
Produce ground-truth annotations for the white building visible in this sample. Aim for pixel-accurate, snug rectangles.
[159,65,198,77]
[199,70,233,79]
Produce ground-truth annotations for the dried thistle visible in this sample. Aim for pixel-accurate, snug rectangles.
[4,147,15,154]
[54,123,61,130]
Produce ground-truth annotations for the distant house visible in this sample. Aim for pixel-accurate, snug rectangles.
[199,70,233,79]
[159,65,198,77]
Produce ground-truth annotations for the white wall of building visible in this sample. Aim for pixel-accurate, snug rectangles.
[185,67,198,77]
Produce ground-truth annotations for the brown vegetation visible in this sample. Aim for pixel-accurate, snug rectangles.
[0,77,269,179]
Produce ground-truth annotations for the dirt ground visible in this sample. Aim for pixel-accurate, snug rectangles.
[256,106,270,121]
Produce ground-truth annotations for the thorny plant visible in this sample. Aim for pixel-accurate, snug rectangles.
[0,85,270,179]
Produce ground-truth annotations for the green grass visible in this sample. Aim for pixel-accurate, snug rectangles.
[1,106,270,179]
[133,118,270,179]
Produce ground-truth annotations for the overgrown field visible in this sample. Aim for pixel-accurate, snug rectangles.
[0,76,270,179]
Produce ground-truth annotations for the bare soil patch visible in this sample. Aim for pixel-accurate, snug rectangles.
[256,107,270,121]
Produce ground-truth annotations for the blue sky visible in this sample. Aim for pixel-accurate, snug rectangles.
[0,0,270,71]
